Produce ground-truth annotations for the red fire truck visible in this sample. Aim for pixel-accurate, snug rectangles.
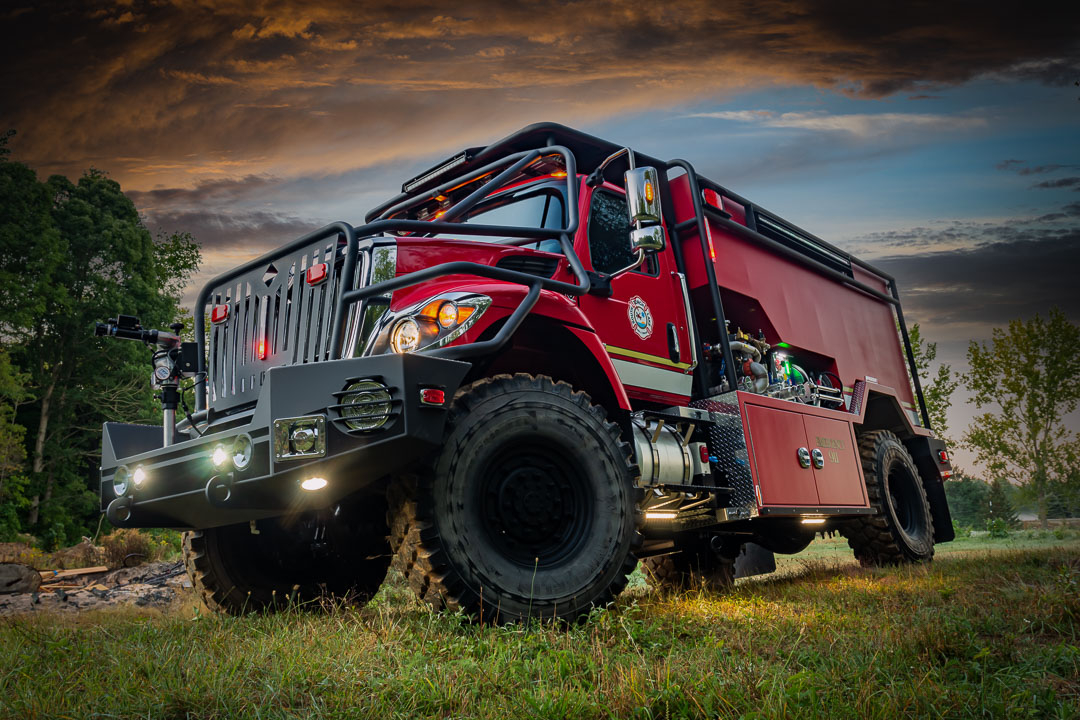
[97,123,954,622]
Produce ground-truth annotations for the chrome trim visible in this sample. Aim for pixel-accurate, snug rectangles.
[273,415,327,461]
[675,271,698,372]
[365,292,492,356]
[350,243,397,357]
[432,295,492,348]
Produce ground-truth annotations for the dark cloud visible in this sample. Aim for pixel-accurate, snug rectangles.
[877,233,1080,330]
[143,209,313,252]
[2,0,1078,190]
[128,175,283,210]
[1033,177,1080,190]
[848,205,1080,331]
[997,160,1076,175]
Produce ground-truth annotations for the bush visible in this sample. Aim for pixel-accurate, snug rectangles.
[100,529,178,568]
[987,517,1011,538]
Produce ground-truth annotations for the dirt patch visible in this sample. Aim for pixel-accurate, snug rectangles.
[0,561,191,616]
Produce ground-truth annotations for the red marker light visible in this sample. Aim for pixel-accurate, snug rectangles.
[257,339,267,359]
[700,445,710,463]
[211,305,229,324]
[306,263,328,285]
[938,450,948,464]
[419,388,445,405]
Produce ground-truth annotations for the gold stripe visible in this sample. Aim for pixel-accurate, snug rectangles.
[604,344,692,370]
[842,386,854,393]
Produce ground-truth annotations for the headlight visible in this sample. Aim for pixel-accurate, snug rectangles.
[232,434,253,470]
[340,380,392,431]
[374,294,491,356]
[390,318,421,353]
[132,466,147,488]
[113,466,131,497]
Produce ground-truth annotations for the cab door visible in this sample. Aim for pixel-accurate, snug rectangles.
[576,184,694,404]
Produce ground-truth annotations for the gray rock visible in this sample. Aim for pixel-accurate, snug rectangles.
[0,563,42,594]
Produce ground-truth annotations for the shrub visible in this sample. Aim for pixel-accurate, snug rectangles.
[987,517,1011,539]
[101,529,156,568]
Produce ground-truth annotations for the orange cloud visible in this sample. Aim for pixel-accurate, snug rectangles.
[2,0,1076,191]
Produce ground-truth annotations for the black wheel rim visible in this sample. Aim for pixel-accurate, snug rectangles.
[477,441,593,569]
[887,461,927,540]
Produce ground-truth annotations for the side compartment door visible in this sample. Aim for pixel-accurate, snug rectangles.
[803,415,865,505]
[745,404,820,506]
[577,186,694,403]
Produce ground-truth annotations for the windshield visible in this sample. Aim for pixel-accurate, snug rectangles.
[439,183,566,252]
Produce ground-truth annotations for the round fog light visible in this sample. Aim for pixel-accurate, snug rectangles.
[132,466,147,488]
[232,434,253,470]
[112,466,131,497]
[341,380,391,431]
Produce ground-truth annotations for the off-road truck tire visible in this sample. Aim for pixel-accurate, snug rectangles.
[641,544,736,592]
[839,429,934,566]
[183,497,391,614]
[388,373,640,623]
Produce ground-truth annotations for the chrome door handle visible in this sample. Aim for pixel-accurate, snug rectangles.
[797,447,811,469]
[811,449,825,469]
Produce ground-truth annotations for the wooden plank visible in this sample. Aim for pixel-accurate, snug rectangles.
[39,566,109,579]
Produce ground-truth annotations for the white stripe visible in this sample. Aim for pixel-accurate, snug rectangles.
[611,358,692,396]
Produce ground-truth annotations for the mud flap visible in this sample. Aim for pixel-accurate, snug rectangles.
[734,542,776,579]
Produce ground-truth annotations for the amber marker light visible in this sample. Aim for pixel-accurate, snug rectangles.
[436,301,459,328]
[644,180,654,203]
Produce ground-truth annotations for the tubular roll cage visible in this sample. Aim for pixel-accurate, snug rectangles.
[191,126,931,430]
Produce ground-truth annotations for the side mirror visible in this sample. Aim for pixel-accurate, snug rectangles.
[630,224,665,253]
[624,167,663,226]
[624,165,665,254]
[606,165,667,278]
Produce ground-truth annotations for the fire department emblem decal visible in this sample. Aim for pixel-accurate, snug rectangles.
[627,296,654,339]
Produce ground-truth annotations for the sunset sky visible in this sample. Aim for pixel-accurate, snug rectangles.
[3,0,1079,471]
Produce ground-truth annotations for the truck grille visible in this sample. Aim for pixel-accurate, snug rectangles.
[206,240,362,412]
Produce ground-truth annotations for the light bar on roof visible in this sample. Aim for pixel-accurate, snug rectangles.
[402,151,472,194]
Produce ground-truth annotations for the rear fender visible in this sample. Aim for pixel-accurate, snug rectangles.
[850,382,954,543]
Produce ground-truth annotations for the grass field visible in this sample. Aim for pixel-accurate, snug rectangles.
[1,532,1077,719]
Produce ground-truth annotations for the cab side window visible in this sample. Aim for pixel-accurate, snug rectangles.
[587,190,657,275]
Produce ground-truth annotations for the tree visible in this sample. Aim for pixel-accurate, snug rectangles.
[0,350,30,541]
[908,323,959,442]
[1,146,200,545]
[963,308,1080,528]
[943,475,991,528]
[986,478,1020,529]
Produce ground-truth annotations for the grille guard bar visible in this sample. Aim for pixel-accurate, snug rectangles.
[193,145,589,413]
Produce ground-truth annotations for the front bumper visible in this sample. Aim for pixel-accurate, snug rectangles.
[100,354,470,530]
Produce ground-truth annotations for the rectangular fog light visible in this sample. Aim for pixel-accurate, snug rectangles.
[273,415,326,461]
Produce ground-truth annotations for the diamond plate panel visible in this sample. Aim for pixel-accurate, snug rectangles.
[691,391,756,514]
[849,380,865,417]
